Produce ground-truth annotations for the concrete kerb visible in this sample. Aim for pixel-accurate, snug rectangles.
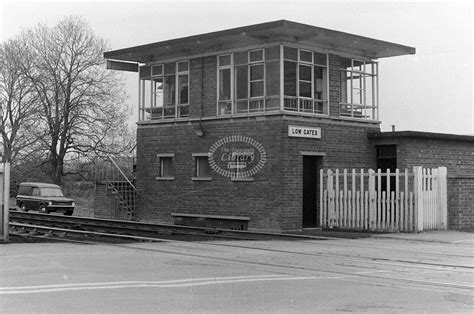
[370,230,474,244]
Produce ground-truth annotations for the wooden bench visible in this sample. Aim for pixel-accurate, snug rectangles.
[171,213,250,230]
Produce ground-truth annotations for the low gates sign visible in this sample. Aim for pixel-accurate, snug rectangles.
[288,125,321,139]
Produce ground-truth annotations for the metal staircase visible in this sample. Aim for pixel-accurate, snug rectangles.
[94,155,136,220]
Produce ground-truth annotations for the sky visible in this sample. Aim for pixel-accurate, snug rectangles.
[1,0,473,135]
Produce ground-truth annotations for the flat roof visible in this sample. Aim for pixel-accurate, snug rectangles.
[368,131,474,143]
[104,20,415,63]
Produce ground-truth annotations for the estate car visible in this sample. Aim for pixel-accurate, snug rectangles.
[16,182,75,215]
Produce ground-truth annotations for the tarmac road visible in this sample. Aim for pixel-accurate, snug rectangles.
[1,232,473,313]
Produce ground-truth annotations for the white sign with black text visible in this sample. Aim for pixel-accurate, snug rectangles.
[288,125,322,139]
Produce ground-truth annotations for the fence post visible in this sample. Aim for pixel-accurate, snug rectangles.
[368,169,376,231]
[320,169,324,227]
[327,169,334,227]
[413,166,424,232]
[437,167,448,230]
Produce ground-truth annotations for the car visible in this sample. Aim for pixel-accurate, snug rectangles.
[16,182,75,215]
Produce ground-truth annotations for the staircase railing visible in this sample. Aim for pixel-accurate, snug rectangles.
[94,155,137,220]
[107,155,136,190]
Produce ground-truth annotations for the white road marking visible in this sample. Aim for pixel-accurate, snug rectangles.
[0,274,357,295]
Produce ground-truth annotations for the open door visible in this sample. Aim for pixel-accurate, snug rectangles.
[303,156,321,228]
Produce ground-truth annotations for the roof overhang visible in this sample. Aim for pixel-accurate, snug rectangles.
[104,20,416,64]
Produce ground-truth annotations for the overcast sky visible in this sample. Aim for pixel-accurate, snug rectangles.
[1,0,473,134]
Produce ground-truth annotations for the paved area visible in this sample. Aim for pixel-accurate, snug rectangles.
[1,231,473,313]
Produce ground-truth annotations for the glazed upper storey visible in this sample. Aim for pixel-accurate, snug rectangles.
[104,20,415,123]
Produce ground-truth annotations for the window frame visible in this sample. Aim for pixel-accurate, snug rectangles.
[217,54,233,116]
[176,61,190,118]
[282,47,329,114]
[248,60,265,112]
[192,153,212,181]
[156,153,175,181]
[339,58,379,120]
[139,61,189,121]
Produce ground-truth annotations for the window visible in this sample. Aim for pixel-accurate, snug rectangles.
[159,157,173,177]
[265,60,280,109]
[192,154,211,180]
[139,61,189,121]
[163,73,176,118]
[216,46,327,116]
[249,63,264,111]
[340,58,378,119]
[218,54,232,115]
[283,47,328,114]
[218,48,277,115]
[156,154,174,180]
[235,65,248,113]
[177,61,189,118]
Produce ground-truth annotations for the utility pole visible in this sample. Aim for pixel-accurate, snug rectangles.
[0,106,11,243]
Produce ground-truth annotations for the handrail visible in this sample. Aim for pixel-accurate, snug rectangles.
[107,181,134,214]
[106,154,136,191]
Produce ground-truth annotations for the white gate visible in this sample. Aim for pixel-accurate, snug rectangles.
[320,167,447,232]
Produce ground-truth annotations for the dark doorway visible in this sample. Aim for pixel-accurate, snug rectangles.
[376,145,397,192]
[376,145,397,172]
[303,156,321,228]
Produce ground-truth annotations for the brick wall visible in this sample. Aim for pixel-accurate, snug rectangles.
[396,138,474,175]
[136,115,379,231]
[185,55,218,118]
[328,54,341,117]
[374,134,474,230]
[93,183,112,219]
[447,175,474,231]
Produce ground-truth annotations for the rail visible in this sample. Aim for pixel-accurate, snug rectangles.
[8,211,329,241]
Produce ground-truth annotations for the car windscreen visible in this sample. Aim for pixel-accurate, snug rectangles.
[40,187,64,197]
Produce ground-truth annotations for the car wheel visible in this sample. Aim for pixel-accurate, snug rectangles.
[19,203,28,212]
[64,211,73,216]
[39,205,49,214]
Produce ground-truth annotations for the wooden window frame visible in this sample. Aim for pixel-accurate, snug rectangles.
[217,54,233,116]
[139,61,189,121]
[339,58,379,120]
[192,153,212,181]
[283,47,328,115]
[156,153,175,181]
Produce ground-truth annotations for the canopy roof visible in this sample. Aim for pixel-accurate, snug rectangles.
[104,20,415,64]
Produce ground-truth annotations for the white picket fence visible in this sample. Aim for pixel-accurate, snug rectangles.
[320,167,447,232]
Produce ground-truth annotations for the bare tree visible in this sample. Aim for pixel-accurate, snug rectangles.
[22,16,132,184]
[0,36,40,164]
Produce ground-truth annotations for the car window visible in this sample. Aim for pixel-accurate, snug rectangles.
[32,187,40,196]
[40,187,64,197]
[18,186,32,196]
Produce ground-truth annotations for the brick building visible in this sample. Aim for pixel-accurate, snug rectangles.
[369,132,474,231]
[103,20,472,231]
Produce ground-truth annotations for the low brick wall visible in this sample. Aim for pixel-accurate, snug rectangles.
[448,175,474,231]
[93,183,112,219]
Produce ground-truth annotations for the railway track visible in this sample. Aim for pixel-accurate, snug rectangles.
[8,211,329,242]
[9,211,471,261]
[10,211,473,271]
[7,211,474,294]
